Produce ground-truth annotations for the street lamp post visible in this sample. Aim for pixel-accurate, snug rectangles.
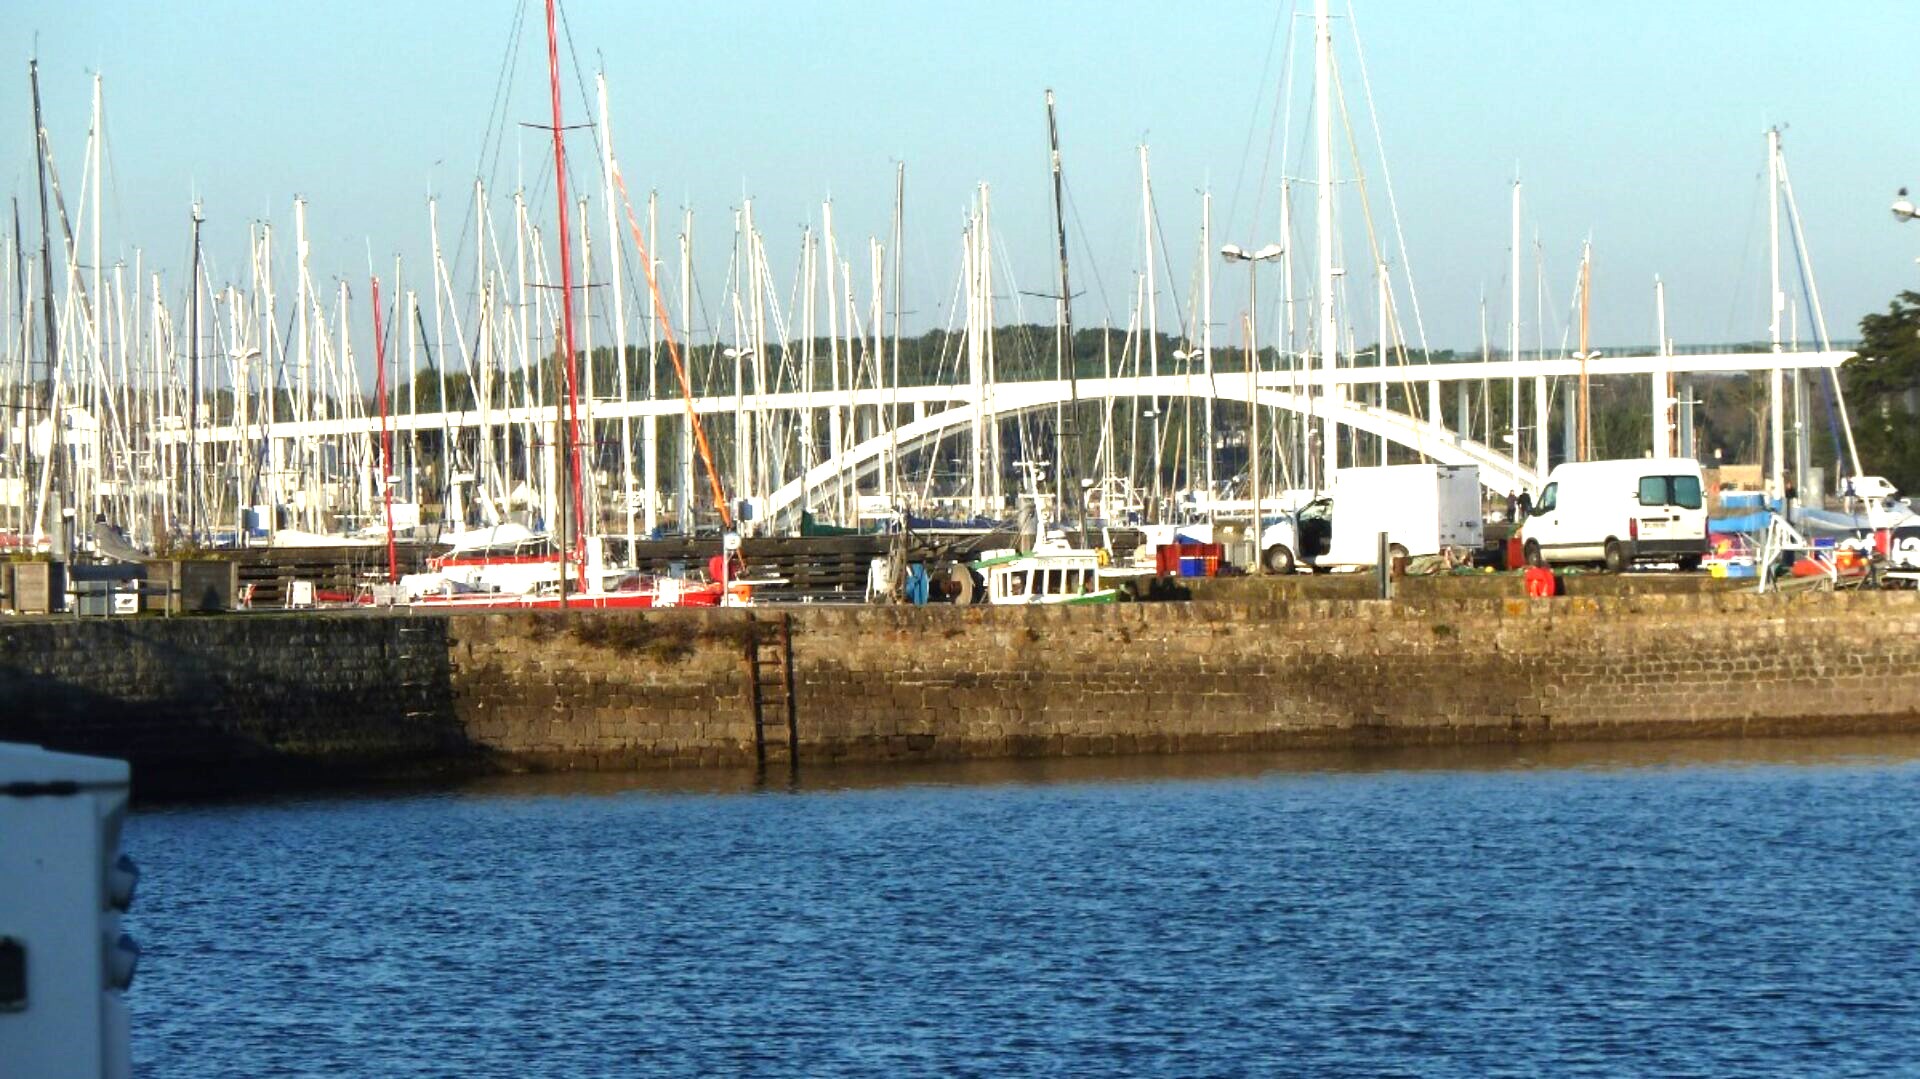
[1221,242,1284,573]
[722,346,754,525]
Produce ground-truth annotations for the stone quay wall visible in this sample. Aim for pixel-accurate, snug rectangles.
[3,590,1919,793]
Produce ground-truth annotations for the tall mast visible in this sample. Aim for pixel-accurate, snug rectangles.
[890,163,904,509]
[646,191,660,534]
[259,223,279,540]
[90,75,102,413]
[1282,181,1302,488]
[1766,126,1785,498]
[1533,236,1548,477]
[823,200,846,522]
[1509,179,1521,476]
[1653,276,1670,458]
[608,166,730,531]
[1140,143,1161,517]
[799,225,814,521]
[1200,189,1214,524]
[30,59,66,556]
[747,203,768,510]
[427,198,455,529]
[543,0,586,597]
[599,72,635,553]
[578,196,596,538]
[9,199,25,535]
[1377,260,1389,466]
[1578,242,1592,462]
[1045,89,1080,533]
[372,276,395,582]
[188,203,203,542]
[1314,0,1339,485]
[868,235,887,513]
[295,197,314,530]
[474,179,493,510]
[679,208,694,528]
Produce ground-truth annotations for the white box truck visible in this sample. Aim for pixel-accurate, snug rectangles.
[1520,457,1708,572]
[1258,464,1483,573]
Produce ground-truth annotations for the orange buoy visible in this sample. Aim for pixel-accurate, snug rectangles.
[1523,564,1556,598]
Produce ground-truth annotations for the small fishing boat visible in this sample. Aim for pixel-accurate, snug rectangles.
[971,545,1117,606]
[966,461,1118,606]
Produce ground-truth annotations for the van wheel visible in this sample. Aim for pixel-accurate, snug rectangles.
[1604,539,1629,574]
[1676,555,1702,573]
[1263,545,1296,574]
[1524,539,1544,568]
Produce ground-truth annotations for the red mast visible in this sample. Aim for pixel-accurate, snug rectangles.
[545,0,588,591]
[372,276,396,583]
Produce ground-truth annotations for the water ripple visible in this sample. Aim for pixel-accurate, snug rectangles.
[128,741,1920,1077]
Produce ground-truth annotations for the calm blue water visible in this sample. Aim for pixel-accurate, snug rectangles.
[126,739,1920,1077]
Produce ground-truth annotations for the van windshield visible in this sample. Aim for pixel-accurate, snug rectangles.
[1534,483,1557,514]
[1637,475,1703,509]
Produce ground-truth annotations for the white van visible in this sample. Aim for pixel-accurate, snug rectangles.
[1522,458,1708,572]
[1259,464,1483,572]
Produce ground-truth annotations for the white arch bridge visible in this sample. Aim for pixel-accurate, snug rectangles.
[195,348,1851,527]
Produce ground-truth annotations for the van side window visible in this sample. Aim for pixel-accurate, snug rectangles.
[1535,483,1557,514]
[1671,475,1703,509]
[1639,475,1704,509]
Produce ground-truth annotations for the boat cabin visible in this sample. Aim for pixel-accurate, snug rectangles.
[974,549,1116,606]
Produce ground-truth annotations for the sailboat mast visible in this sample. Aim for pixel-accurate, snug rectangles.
[1578,242,1592,462]
[9,199,24,536]
[30,59,66,556]
[372,275,395,581]
[1200,189,1214,523]
[543,0,586,597]
[890,163,904,509]
[188,204,203,543]
[1140,144,1160,517]
[1314,0,1339,486]
[599,73,634,555]
[1653,276,1669,458]
[1509,179,1520,476]
[1766,126,1785,498]
[1045,89,1081,534]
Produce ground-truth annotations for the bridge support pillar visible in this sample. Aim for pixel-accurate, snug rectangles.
[1534,376,1549,478]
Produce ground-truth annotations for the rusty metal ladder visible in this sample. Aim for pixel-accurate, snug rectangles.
[745,612,798,770]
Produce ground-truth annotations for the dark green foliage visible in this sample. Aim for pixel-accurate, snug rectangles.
[1848,291,1920,491]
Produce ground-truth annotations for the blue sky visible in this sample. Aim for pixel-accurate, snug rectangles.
[5,1,1916,371]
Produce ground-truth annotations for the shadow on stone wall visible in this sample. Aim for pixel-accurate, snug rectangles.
[0,616,473,798]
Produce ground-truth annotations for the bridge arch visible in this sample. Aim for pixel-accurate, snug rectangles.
[763,375,1540,523]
